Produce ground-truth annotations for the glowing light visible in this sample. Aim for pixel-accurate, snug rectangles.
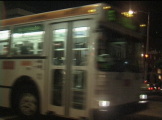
[74,27,88,31]
[24,31,43,36]
[140,24,146,27]
[139,94,147,100]
[139,101,148,104]
[13,31,44,38]
[121,12,134,17]
[55,29,66,33]
[145,54,149,58]
[103,6,111,10]
[88,9,96,13]
[13,33,22,38]
[121,10,136,18]
[128,10,135,15]
[141,53,144,57]
[0,30,10,40]
[99,101,110,107]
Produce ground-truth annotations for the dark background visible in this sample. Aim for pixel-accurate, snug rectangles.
[3,1,162,51]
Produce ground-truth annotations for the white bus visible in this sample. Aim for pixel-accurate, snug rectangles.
[0,3,147,120]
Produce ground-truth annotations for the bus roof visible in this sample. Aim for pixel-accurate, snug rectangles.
[1,3,102,26]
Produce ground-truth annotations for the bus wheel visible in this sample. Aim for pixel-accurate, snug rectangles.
[16,86,40,118]
[19,93,37,116]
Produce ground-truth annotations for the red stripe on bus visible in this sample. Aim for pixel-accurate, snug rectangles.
[3,61,15,69]
[21,61,32,66]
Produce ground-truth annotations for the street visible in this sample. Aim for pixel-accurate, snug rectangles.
[0,94,162,120]
[119,94,162,120]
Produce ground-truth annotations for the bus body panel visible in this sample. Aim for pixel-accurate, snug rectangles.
[0,3,146,120]
[0,3,100,26]
[94,72,142,108]
[0,59,46,112]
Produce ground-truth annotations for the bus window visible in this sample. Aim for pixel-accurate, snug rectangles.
[0,30,10,55]
[53,29,67,65]
[52,69,65,106]
[72,27,89,66]
[97,27,142,72]
[11,24,44,55]
[72,70,86,109]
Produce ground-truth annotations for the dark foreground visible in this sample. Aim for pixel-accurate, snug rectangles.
[1,93,162,120]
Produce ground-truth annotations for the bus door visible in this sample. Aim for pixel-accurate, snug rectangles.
[49,20,90,118]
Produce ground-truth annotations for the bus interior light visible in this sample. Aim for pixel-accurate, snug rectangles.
[74,27,88,31]
[55,29,66,33]
[0,30,10,40]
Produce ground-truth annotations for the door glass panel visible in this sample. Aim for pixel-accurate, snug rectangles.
[52,27,67,107]
[52,69,65,106]
[72,70,86,109]
[72,27,89,66]
[53,29,67,65]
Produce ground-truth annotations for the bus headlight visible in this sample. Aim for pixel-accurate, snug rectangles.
[139,94,147,100]
[98,100,110,111]
[139,94,148,104]
[99,100,110,107]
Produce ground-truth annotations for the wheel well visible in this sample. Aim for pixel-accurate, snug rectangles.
[10,75,40,109]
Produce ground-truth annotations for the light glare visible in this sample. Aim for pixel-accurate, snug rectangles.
[88,9,96,13]
[139,94,147,100]
[0,30,10,40]
[103,6,111,10]
[139,101,148,104]
[128,10,134,15]
[99,101,110,107]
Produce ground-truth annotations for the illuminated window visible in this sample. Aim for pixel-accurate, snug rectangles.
[53,29,67,65]
[11,24,44,55]
[72,27,89,66]
[0,30,10,55]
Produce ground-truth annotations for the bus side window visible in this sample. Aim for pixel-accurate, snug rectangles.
[11,24,44,55]
[72,70,86,109]
[52,69,65,106]
[53,29,67,65]
[0,30,10,55]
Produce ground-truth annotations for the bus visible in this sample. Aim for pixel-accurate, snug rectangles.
[0,3,147,120]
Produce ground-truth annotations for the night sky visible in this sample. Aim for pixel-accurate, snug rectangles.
[3,1,162,51]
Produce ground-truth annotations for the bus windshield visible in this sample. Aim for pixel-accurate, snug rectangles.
[97,26,143,72]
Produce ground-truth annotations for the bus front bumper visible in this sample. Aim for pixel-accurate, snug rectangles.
[92,101,148,120]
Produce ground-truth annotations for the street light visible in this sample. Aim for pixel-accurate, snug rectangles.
[127,10,150,55]
[127,10,150,81]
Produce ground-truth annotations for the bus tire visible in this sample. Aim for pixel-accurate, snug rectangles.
[15,85,40,119]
